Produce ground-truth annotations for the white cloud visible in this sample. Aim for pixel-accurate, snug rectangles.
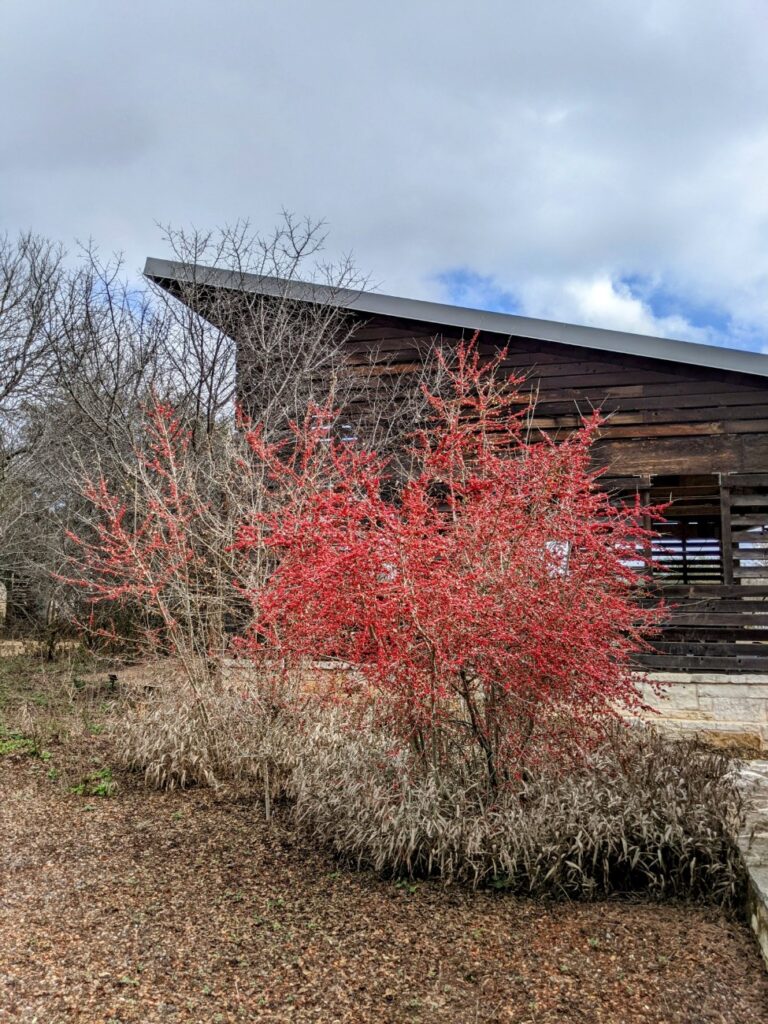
[0,0,767,351]
[517,276,713,343]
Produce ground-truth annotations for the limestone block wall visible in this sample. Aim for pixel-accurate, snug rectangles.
[634,673,768,754]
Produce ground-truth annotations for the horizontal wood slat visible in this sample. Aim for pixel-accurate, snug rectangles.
[730,494,768,506]
[633,653,768,671]
[727,474,768,487]
[659,613,768,626]
[647,585,768,598]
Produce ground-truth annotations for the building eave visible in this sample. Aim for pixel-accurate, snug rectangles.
[143,257,768,380]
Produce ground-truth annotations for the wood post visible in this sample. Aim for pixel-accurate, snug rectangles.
[638,475,652,578]
[719,473,734,585]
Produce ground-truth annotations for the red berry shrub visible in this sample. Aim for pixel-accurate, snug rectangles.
[235,342,662,788]
[61,401,246,693]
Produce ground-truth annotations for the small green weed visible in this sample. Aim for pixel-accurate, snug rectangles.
[0,733,35,757]
[71,766,116,798]
[0,727,51,760]
[394,880,419,895]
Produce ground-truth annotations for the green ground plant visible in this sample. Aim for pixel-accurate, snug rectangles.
[0,730,36,757]
[70,767,116,798]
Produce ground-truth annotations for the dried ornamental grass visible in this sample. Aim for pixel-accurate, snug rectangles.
[287,715,747,905]
[116,673,300,803]
[115,679,746,906]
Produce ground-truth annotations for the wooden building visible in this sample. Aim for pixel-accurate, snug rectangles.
[144,258,768,675]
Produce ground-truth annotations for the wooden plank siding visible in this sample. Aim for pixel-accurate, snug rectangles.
[331,313,768,674]
[231,302,768,674]
[337,314,768,478]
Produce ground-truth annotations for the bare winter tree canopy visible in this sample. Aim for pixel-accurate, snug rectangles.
[0,216,443,638]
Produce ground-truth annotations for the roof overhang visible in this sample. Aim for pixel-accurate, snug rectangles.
[144,256,768,380]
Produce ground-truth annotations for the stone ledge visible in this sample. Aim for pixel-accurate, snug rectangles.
[748,876,768,968]
[738,762,768,969]
[662,722,764,754]
[635,672,768,755]
[700,696,767,722]
[698,684,768,699]
[643,672,768,686]
[654,708,715,721]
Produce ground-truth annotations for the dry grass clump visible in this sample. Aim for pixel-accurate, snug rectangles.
[116,676,746,906]
[287,713,747,905]
[116,669,299,806]
[118,693,220,789]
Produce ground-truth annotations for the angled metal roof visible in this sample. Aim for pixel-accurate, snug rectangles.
[144,256,768,380]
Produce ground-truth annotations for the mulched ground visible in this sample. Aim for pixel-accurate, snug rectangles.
[0,656,767,1023]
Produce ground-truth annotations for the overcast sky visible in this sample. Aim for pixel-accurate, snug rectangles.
[2,1,767,351]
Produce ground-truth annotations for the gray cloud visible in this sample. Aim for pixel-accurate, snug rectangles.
[1,0,767,347]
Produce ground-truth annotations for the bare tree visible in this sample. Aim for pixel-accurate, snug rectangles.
[151,215,448,456]
[148,216,365,438]
[0,232,67,523]
[1,216,445,648]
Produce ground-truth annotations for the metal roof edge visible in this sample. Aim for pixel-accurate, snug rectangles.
[143,257,768,379]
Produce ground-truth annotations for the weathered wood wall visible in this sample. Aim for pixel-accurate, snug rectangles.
[149,268,768,676]
[229,296,768,675]
[340,314,768,675]
[342,314,768,477]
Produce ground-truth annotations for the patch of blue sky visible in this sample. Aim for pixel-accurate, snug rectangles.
[433,268,766,354]
[433,268,521,315]
[618,273,732,335]
[620,274,768,353]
